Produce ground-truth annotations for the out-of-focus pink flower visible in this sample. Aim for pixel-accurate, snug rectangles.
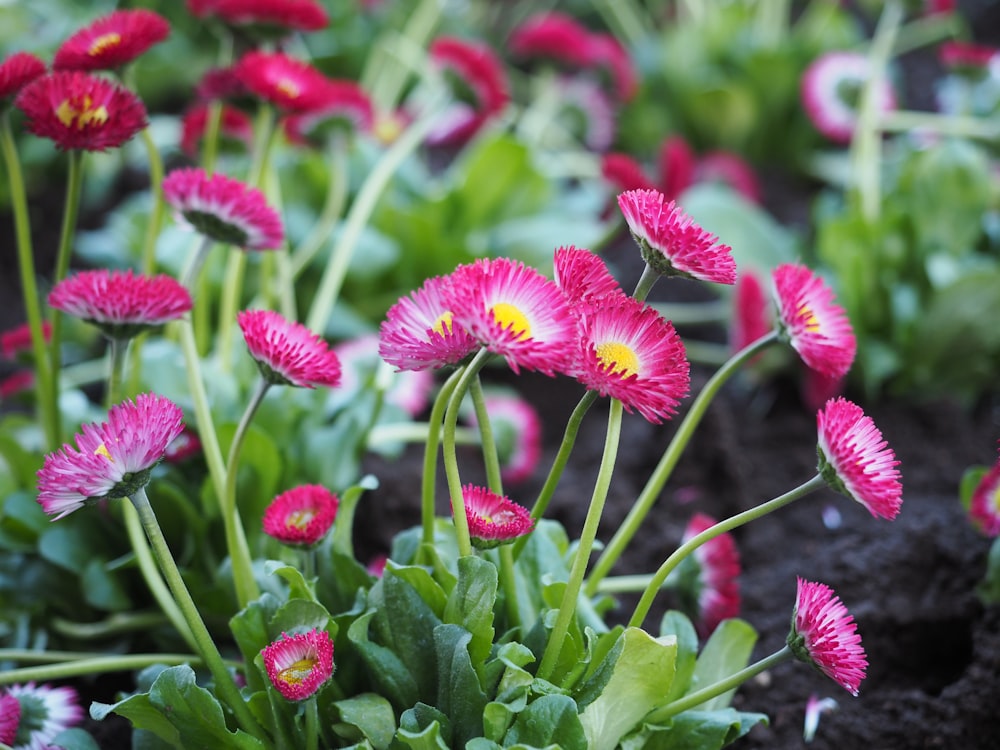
[333,334,433,417]
[469,390,543,484]
[730,269,772,355]
[262,629,334,701]
[601,152,657,193]
[509,12,595,68]
[0,692,19,746]
[284,80,374,145]
[164,428,202,464]
[0,371,34,400]
[938,40,999,72]
[1,321,51,360]
[678,512,741,638]
[696,150,762,204]
[53,9,170,72]
[460,484,534,549]
[263,485,338,547]
[233,50,333,112]
[426,36,509,146]
[803,693,839,742]
[969,443,1000,537]
[553,245,621,307]
[4,682,83,749]
[801,51,896,144]
[588,33,638,101]
[0,51,47,103]
[180,102,254,158]
[554,74,616,151]
[188,0,329,35]
[238,309,342,389]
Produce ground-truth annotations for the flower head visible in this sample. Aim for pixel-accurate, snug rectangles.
[234,50,332,112]
[788,578,868,696]
[263,485,338,547]
[163,167,284,251]
[588,33,638,101]
[601,152,657,193]
[37,394,184,519]
[938,41,999,73]
[262,629,334,701]
[572,292,690,423]
[333,334,434,416]
[448,257,576,375]
[509,13,597,69]
[0,371,35,401]
[283,80,374,145]
[553,245,621,308]
[772,263,855,379]
[468,391,542,484]
[48,269,192,340]
[238,309,342,388]
[0,51,47,104]
[801,51,896,144]
[426,37,509,146]
[817,397,902,520]
[618,189,737,285]
[180,102,254,158]
[189,0,329,37]
[0,692,20,746]
[378,275,479,372]
[53,9,170,72]
[1,321,52,360]
[968,444,1000,537]
[552,74,616,151]
[15,71,147,151]
[696,150,762,204]
[5,682,83,750]
[730,269,772,355]
[460,484,534,549]
[676,513,741,638]
[164,428,202,464]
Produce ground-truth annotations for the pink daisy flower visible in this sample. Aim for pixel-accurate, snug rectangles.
[553,245,622,308]
[618,189,737,285]
[816,397,902,520]
[263,484,338,547]
[162,167,284,251]
[426,36,509,146]
[36,393,184,520]
[0,51,47,103]
[53,9,170,72]
[801,51,896,144]
[180,102,254,159]
[788,578,868,696]
[14,71,147,152]
[238,309,342,389]
[0,692,19,746]
[447,257,577,376]
[378,275,479,372]
[509,12,597,69]
[333,334,433,417]
[588,33,638,101]
[164,428,202,464]
[572,292,690,424]
[188,0,329,35]
[655,136,696,203]
[968,444,1000,537]
[233,50,332,113]
[468,390,543,484]
[262,629,335,701]
[283,80,374,145]
[772,263,856,379]
[938,41,999,72]
[696,150,762,205]
[48,269,192,339]
[1,321,52,360]
[729,269,772,355]
[0,371,35,401]
[601,152,656,193]
[554,74,616,151]
[460,484,535,549]
[194,66,249,102]
[5,682,84,750]
[677,512,741,638]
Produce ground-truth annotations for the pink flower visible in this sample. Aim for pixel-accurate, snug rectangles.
[233,50,333,112]
[788,578,868,696]
[469,390,542,484]
[553,245,621,308]
[378,275,478,372]
[678,513,741,638]
[48,269,192,339]
[283,80,374,145]
[572,292,690,423]
[729,269,772,355]
[188,0,329,35]
[0,692,19,746]
[1,321,52,360]
[448,258,577,375]
[4,682,83,750]
[0,51,47,102]
[164,428,202,464]
[969,444,1000,537]
[509,13,594,66]
[36,393,184,520]
[801,51,896,144]
[162,167,284,251]
[263,485,338,547]
[15,71,147,152]
[180,102,254,158]
[367,554,388,577]
[601,153,657,193]
[656,136,696,203]
[53,9,170,72]
[618,188,737,285]
[262,629,334,701]
[460,484,534,549]
[772,263,856,379]
[817,397,902,520]
[426,37,509,146]
[552,75,616,151]
[238,309,342,388]
[0,371,35,401]
[333,334,433,417]
[938,41,999,72]
[194,66,248,102]
[696,151,762,204]
[588,34,637,101]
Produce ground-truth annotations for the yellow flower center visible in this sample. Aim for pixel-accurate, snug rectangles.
[490,302,531,340]
[56,96,109,130]
[796,303,821,332]
[373,114,404,145]
[275,78,300,99]
[286,509,316,531]
[88,32,122,57]
[94,443,114,462]
[596,341,640,378]
[992,486,1000,513]
[432,311,454,336]
[277,657,317,686]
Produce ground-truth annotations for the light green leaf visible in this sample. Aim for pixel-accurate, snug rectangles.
[90,692,180,748]
[347,609,419,709]
[81,558,132,611]
[332,474,379,558]
[49,727,102,750]
[504,694,586,750]
[659,610,699,702]
[689,619,757,711]
[443,555,497,672]
[332,693,396,750]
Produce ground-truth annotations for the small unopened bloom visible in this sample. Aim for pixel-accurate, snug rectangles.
[676,513,741,638]
[460,484,534,549]
[37,393,184,520]
[162,167,284,251]
[788,578,867,696]
[53,9,170,72]
[233,50,332,112]
[801,51,896,144]
[1,321,52,360]
[15,71,147,151]
[0,692,19,746]
[5,682,83,750]
[263,485,338,547]
[772,263,856,379]
[188,0,329,36]
[0,51,47,104]
[238,309,342,389]
[48,269,192,340]
[428,37,509,146]
[262,629,334,701]
[969,444,1000,537]
[618,189,737,285]
[553,245,621,308]
[469,391,542,484]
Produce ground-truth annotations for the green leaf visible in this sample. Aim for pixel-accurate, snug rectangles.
[0,491,50,551]
[621,708,768,750]
[434,624,488,746]
[230,594,280,693]
[977,537,1000,606]
[81,558,132,611]
[347,609,420,709]
[959,466,988,514]
[268,598,335,642]
[503,694,586,750]
[443,556,498,672]
[689,619,757,711]
[49,728,101,750]
[392,719,450,750]
[386,561,449,620]
[91,692,181,747]
[332,693,396,750]
[265,560,319,603]
[332,475,379,558]
[659,610,699,702]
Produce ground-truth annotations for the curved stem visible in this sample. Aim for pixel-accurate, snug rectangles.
[0,653,233,686]
[181,235,217,291]
[537,399,623,681]
[201,35,234,176]
[469,375,503,496]
[631,263,659,302]
[628,475,825,629]
[304,696,319,750]
[421,369,464,548]
[50,612,169,640]
[585,330,779,596]
[290,136,350,278]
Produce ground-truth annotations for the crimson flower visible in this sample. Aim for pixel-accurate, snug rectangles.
[262,629,334,701]
[970,448,1000,537]
[0,51,46,104]
[460,485,534,549]
[730,269,772,354]
[817,397,902,520]
[238,309,342,389]
[234,50,332,112]
[553,245,621,308]
[53,9,170,72]
[15,71,147,151]
[0,692,18,746]
[263,485,339,547]
[587,33,638,101]
[788,578,868,696]
[283,80,374,145]
[48,269,192,339]
[1,321,52,360]
[180,102,254,158]
[37,393,184,520]
[939,41,999,72]
[188,0,329,36]
[801,51,896,144]
[509,12,597,69]
[426,36,509,145]
[164,428,202,464]
[4,682,83,750]
[0,371,35,401]
[677,513,741,638]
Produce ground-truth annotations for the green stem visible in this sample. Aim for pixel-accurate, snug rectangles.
[370,421,478,449]
[632,263,659,302]
[753,0,790,47]
[470,375,503,495]
[289,136,350,279]
[304,696,319,750]
[202,35,234,176]
[648,300,730,325]
[421,369,464,548]
[139,127,166,275]
[50,612,169,640]
[645,646,793,723]
[0,653,234,686]
[0,647,209,663]
[878,110,1000,140]
[363,0,444,112]
[181,235,217,291]
[128,487,267,741]
[106,337,129,408]
[589,0,648,52]
[628,475,825,628]
[537,399,623,681]
[888,12,961,57]
[585,331,779,597]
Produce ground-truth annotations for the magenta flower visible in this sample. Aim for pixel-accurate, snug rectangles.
[283,80,374,145]
[0,371,34,401]
[601,152,657,194]
[262,629,334,701]
[460,484,534,549]
[234,50,332,112]
[509,12,598,69]
[378,275,478,372]
[4,682,83,750]
[162,167,284,251]
[469,391,543,484]
[37,393,184,519]
[696,150,762,205]
[939,41,999,72]
[772,263,856,380]
[817,397,902,520]
[0,51,47,103]
[729,269,772,355]
[788,578,868,696]
[180,102,253,159]
[554,74,616,151]
[334,334,433,416]
[573,292,690,424]
[1,321,52,360]
[801,51,896,144]
[15,71,147,152]
[48,269,192,339]
[618,189,737,285]
[238,309,342,389]
[426,36,509,146]
[164,428,202,464]
[53,9,170,72]
[188,0,329,35]
[678,513,741,638]
[969,444,1000,537]
[448,257,577,375]
[553,245,621,308]
[263,485,339,547]
[587,33,638,102]
[0,692,19,746]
